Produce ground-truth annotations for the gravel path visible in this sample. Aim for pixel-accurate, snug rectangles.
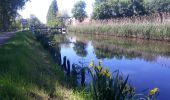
[0,31,16,46]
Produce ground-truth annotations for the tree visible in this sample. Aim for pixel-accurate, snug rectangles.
[93,2,114,19]
[0,0,29,31]
[129,0,146,16]
[92,0,150,20]
[46,0,60,27]
[28,15,41,28]
[57,10,71,27]
[146,0,170,13]
[72,1,87,22]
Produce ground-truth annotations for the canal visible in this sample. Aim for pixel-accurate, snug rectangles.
[58,33,170,100]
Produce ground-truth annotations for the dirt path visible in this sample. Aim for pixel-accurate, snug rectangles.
[0,31,16,46]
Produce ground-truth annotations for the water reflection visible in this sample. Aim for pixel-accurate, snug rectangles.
[73,34,170,61]
[73,41,88,57]
[94,43,156,61]
[59,33,170,100]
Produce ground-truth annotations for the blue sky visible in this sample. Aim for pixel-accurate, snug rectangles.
[19,0,94,23]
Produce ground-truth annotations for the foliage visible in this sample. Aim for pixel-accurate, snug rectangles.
[146,0,170,13]
[92,0,170,20]
[57,11,71,27]
[0,0,29,31]
[84,60,135,100]
[28,14,42,27]
[72,0,87,22]
[14,19,22,30]
[46,0,60,27]
[80,60,159,100]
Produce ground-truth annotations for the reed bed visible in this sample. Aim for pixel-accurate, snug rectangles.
[69,13,170,41]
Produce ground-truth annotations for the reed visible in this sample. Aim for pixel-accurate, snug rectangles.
[69,13,170,41]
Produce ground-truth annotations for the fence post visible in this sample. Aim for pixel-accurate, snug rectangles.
[72,64,78,87]
[62,56,67,70]
[67,60,70,76]
[81,68,85,87]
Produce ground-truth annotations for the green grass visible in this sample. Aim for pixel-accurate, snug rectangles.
[0,31,88,100]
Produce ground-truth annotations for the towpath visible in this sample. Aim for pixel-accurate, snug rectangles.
[0,31,16,46]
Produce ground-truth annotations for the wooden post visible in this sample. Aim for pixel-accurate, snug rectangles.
[71,64,77,87]
[67,60,70,76]
[81,68,85,87]
[61,27,63,34]
[62,56,67,70]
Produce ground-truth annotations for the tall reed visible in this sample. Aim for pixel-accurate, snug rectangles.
[69,13,170,41]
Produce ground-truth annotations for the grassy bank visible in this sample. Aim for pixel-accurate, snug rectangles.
[0,31,88,100]
[69,20,170,41]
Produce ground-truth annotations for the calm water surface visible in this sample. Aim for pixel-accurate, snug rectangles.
[59,34,170,100]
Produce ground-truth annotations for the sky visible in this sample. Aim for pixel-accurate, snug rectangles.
[18,0,94,23]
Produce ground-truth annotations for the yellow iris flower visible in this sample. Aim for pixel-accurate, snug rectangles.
[106,72,112,79]
[149,88,159,96]
[89,60,94,67]
[101,69,112,79]
[102,69,107,76]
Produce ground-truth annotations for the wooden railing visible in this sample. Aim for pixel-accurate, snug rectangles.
[31,27,67,34]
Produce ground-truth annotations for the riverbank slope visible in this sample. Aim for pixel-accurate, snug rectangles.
[0,31,87,100]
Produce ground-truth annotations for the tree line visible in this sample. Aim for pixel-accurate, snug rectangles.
[71,0,170,22]
[92,0,170,20]
[0,0,29,31]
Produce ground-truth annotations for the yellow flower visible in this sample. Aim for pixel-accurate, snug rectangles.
[149,88,159,96]
[101,68,112,79]
[102,69,107,76]
[106,72,112,79]
[89,60,94,68]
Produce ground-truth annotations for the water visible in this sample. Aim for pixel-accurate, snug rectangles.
[59,34,170,100]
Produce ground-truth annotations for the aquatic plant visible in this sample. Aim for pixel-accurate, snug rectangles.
[80,60,160,100]
[83,60,135,100]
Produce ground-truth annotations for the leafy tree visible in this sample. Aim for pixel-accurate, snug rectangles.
[0,0,29,31]
[29,14,41,28]
[146,0,170,13]
[92,0,170,20]
[93,2,114,19]
[46,0,60,27]
[129,0,146,16]
[72,1,87,22]
[57,10,71,27]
